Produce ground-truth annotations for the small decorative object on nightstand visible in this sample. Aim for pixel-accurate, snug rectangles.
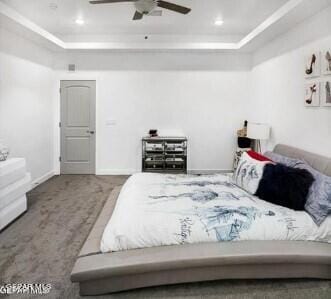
[148,129,158,137]
[142,136,187,174]
[233,121,252,171]
[247,122,270,153]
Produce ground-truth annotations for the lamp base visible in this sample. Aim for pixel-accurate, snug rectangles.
[253,140,262,153]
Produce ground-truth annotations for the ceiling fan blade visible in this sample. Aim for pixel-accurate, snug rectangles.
[133,10,143,20]
[157,0,191,14]
[90,0,136,4]
[147,10,162,16]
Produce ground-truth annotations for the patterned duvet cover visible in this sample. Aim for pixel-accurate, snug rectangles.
[101,173,331,252]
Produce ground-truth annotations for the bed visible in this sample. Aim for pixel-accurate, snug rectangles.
[71,144,331,295]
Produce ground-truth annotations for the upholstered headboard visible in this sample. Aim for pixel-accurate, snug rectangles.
[273,144,331,176]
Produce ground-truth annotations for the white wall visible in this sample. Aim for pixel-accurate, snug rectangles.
[52,5,331,174]
[0,27,55,184]
[53,53,251,173]
[2,4,331,179]
[250,6,331,157]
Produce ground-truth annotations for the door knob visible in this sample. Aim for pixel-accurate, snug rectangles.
[86,130,95,134]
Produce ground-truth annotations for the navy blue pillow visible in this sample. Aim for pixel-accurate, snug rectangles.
[255,163,314,211]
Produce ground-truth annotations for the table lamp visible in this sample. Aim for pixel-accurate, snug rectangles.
[247,122,270,153]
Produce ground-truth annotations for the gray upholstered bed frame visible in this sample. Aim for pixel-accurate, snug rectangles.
[71,144,331,295]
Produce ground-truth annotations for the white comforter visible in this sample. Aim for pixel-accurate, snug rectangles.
[101,173,331,252]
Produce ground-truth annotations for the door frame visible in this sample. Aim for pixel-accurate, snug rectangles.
[59,80,96,175]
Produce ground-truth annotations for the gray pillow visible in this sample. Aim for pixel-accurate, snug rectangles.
[295,161,331,225]
[264,151,331,225]
[263,151,302,167]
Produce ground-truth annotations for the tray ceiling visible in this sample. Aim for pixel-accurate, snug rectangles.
[0,0,330,51]
[1,0,288,38]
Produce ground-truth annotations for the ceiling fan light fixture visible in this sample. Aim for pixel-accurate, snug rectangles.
[135,0,157,14]
[89,0,192,20]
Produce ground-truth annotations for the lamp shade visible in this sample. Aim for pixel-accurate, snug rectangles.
[247,122,270,140]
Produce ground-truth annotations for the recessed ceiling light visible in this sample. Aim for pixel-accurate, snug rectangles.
[214,19,224,26]
[75,18,85,25]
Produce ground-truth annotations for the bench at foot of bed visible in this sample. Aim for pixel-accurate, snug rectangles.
[71,186,331,296]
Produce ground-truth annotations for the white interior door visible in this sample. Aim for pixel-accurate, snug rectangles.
[60,80,96,174]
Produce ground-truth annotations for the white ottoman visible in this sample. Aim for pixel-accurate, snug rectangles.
[0,158,30,230]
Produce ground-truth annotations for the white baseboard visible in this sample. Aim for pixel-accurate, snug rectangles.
[96,169,232,175]
[96,169,138,175]
[30,171,55,190]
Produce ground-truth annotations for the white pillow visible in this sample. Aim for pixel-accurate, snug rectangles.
[233,152,272,194]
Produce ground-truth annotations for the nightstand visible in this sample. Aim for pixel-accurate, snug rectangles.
[142,137,187,174]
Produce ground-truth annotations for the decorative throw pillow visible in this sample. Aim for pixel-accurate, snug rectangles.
[294,161,331,225]
[255,163,315,211]
[247,150,273,162]
[233,152,272,194]
[263,151,301,167]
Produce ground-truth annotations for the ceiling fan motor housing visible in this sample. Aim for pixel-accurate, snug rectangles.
[135,0,157,14]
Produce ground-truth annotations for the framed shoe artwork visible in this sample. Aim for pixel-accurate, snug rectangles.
[322,50,331,76]
[320,81,331,107]
[305,52,320,78]
[304,82,320,107]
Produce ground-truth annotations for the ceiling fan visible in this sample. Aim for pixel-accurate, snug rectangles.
[89,0,191,20]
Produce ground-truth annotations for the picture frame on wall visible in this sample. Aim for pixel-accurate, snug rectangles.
[305,82,320,107]
[320,80,331,107]
[322,50,331,75]
[305,52,320,78]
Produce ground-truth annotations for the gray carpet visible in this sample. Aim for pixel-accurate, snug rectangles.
[0,175,330,299]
